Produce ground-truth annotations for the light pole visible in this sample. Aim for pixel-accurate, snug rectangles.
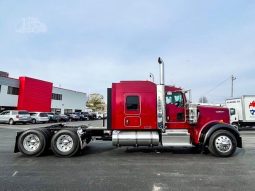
[231,75,236,98]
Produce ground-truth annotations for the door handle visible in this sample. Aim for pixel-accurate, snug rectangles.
[167,116,170,121]
[125,119,129,125]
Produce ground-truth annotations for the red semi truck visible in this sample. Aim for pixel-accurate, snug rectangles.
[14,58,242,157]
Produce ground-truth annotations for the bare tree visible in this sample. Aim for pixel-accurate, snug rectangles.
[199,96,208,103]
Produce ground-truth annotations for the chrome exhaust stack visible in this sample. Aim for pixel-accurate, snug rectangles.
[158,57,165,85]
[157,57,166,132]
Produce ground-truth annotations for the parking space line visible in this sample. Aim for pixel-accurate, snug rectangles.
[12,171,18,177]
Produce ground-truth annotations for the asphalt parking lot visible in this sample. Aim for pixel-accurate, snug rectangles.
[0,121,255,191]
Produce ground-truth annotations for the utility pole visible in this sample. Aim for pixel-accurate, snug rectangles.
[231,75,236,98]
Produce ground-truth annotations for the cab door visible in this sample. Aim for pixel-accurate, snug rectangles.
[124,95,141,128]
[165,92,186,128]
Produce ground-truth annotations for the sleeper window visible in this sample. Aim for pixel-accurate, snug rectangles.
[126,96,139,110]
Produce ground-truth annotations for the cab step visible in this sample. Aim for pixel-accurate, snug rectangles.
[161,129,192,147]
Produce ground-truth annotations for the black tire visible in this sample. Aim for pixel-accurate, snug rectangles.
[9,118,15,125]
[208,130,237,157]
[17,129,47,156]
[32,119,36,124]
[51,129,80,157]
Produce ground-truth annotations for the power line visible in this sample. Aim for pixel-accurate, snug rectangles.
[203,76,231,96]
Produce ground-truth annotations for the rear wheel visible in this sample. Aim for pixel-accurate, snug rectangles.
[17,129,47,156]
[32,119,36,124]
[208,130,237,157]
[9,118,14,125]
[51,129,80,157]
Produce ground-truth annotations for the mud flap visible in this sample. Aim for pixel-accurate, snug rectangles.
[14,131,23,153]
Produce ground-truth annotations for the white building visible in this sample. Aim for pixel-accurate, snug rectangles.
[51,87,87,114]
[0,72,87,114]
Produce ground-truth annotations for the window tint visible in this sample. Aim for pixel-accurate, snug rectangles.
[39,113,48,117]
[64,109,72,114]
[4,111,10,115]
[166,92,183,107]
[0,111,7,115]
[18,111,29,115]
[52,93,62,100]
[230,108,236,115]
[12,111,18,115]
[126,96,139,110]
[7,86,19,95]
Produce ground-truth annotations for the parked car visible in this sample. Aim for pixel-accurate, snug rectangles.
[81,112,89,120]
[94,112,106,119]
[0,110,31,125]
[47,112,61,122]
[58,114,69,122]
[30,112,49,124]
[74,112,88,121]
[67,113,80,121]
[89,112,97,120]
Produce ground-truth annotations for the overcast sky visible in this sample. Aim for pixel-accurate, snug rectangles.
[0,0,255,103]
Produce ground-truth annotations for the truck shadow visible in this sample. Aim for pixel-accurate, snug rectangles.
[124,147,202,155]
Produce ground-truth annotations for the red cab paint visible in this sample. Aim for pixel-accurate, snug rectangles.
[111,81,157,130]
[111,80,231,146]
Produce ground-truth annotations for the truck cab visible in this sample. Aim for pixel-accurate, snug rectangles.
[109,58,242,157]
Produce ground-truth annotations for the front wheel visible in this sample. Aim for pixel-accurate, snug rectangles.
[51,129,80,157]
[208,130,237,157]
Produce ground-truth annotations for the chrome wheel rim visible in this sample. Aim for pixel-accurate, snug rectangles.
[56,135,73,152]
[215,135,232,153]
[23,134,40,152]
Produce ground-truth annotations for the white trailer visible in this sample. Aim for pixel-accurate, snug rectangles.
[226,95,255,129]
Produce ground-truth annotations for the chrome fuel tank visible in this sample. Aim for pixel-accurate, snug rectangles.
[112,131,159,147]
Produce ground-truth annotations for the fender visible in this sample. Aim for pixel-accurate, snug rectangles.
[200,123,242,148]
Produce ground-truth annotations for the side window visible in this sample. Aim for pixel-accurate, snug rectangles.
[166,93,173,104]
[230,108,236,115]
[166,92,184,107]
[126,96,139,111]
[4,111,10,115]
[173,93,183,107]
[39,113,48,117]
[0,111,6,115]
